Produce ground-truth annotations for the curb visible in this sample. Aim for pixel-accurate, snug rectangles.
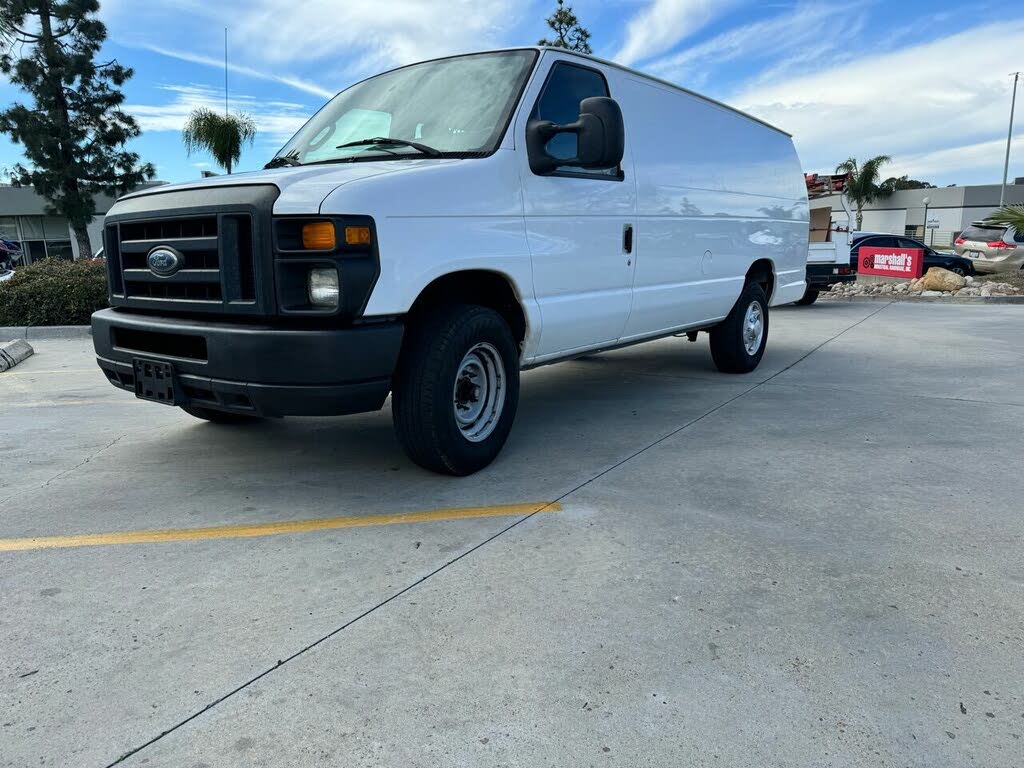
[0,324,92,340]
[821,295,1024,305]
[0,339,34,371]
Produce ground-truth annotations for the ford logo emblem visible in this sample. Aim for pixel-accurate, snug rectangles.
[148,247,182,276]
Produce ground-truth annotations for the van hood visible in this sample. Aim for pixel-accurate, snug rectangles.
[121,159,463,215]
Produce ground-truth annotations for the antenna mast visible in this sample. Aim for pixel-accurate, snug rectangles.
[224,27,229,116]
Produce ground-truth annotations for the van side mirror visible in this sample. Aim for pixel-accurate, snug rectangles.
[527,96,625,175]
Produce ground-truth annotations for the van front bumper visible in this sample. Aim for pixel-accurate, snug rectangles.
[92,308,403,417]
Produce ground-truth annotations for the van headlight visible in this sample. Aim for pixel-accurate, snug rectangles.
[308,268,339,308]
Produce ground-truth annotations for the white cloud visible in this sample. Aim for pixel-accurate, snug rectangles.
[614,0,732,67]
[234,0,522,71]
[126,84,310,146]
[139,44,335,99]
[732,19,1024,185]
[110,0,524,82]
[648,3,866,90]
[887,139,1011,182]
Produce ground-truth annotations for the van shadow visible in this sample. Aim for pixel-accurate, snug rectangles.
[117,341,768,513]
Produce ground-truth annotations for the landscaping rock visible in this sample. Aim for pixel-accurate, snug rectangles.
[919,267,966,293]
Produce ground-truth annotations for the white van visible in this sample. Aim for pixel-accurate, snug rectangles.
[92,47,809,475]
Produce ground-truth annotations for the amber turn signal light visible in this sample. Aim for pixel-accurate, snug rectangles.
[302,221,336,250]
[344,226,372,246]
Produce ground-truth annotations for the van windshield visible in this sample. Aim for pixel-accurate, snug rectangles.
[272,50,537,166]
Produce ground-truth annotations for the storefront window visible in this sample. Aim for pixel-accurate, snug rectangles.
[46,240,74,260]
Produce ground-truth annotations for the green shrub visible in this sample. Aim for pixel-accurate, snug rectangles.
[0,258,109,326]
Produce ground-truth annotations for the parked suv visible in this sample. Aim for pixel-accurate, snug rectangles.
[953,222,1024,273]
[91,47,808,475]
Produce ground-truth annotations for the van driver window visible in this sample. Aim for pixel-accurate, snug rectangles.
[531,62,617,176]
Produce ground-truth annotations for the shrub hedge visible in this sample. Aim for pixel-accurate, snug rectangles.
[0,258,109,327]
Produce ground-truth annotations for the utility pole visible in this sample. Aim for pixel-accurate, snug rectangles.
[224,27,229,116]
[1000,72,1020,207]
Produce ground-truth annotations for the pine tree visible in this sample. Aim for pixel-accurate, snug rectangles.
[538,0,593,54]
[0,0,154,259]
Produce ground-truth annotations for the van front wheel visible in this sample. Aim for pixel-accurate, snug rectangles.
[709,282,769,373]
[392,305,520,475]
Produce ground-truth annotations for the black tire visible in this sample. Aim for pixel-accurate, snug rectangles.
[709,282,769,374]
[181,405,261,424]
[391,304,520,475]
[794,286,820,306]
[949,265,966,276]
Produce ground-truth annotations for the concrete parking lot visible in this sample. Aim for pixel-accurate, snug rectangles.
[2,301,1023,767]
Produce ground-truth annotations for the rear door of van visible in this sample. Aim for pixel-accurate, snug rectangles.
[517,54,637,359]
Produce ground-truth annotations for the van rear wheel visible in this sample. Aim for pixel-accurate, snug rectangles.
[391,305,520,475]
[709,282,769,374]
[794,286,819,305]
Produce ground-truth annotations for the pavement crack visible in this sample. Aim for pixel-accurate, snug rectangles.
[103,302,893,767]
[42,434,126,489]
[530,301,895,504]
[103,503,550,766]
[0,433,127,508]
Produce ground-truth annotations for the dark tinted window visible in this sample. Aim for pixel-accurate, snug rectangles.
[961,225,1006,242]
[896,238,925,249]
[1014,229,1024,244]
[531,62,613,174]
[857,236,898,249]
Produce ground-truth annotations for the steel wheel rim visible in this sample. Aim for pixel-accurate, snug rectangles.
[743,301,764,356]
[452,342,505,443]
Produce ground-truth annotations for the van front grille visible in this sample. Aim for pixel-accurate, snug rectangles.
[109,213,255,310]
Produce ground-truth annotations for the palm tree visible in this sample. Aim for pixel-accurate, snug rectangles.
[182,108,256,174]
[985,204,1024,233]
[835,155,892,230]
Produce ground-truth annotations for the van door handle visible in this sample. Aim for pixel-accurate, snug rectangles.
[623,224,633,254]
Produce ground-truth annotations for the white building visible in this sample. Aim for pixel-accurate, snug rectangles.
[809,181,1024,248]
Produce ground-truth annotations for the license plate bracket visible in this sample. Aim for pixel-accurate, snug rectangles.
[133,358,178,405]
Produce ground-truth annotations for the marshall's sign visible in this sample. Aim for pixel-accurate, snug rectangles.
[858,246,924,279]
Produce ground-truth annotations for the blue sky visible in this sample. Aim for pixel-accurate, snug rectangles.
[1,0,1021,186]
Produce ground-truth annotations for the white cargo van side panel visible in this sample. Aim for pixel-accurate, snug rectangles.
[515,53,638,360]
[615,76,808,338]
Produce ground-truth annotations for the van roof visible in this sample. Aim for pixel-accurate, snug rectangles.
[529,46,792,138]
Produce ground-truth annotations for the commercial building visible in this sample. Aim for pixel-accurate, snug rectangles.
[809,181,1024,248]
[0,182,163,264]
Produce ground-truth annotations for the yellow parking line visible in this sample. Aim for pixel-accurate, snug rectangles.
[0,502,561,552]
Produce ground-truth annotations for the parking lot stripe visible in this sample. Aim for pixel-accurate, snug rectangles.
[0,502,562,552]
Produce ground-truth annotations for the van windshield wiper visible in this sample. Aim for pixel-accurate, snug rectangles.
[335,137,442,157]
[264,152,302,169]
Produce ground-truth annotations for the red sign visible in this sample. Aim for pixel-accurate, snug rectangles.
[858,246,924,278]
